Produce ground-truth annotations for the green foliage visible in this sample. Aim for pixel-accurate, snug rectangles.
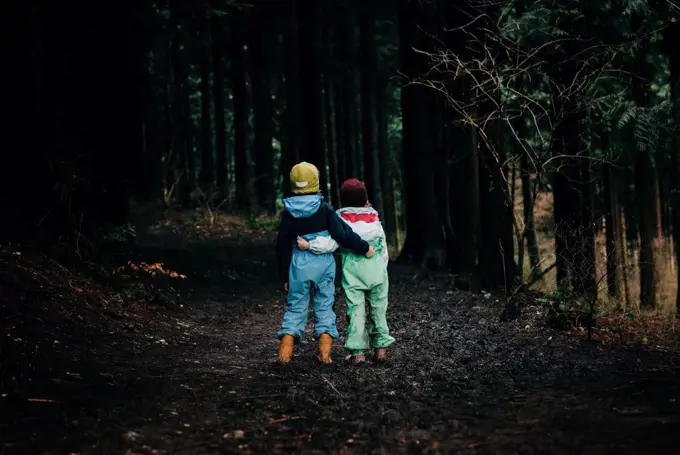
[101,224,137,244]
[617,101,672,161]
[621,0,654,18]
[492,0,677,170]
[245,214,279,231]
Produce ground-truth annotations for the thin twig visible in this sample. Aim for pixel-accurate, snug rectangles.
[321,375,345,400]
[268,416,306,424]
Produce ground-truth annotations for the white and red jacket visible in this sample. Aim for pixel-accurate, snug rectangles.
[308,207,389,265]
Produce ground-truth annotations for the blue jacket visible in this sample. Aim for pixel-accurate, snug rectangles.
[276,194,370,282]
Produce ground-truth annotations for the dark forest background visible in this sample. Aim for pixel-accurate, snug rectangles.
[5,0,680,317]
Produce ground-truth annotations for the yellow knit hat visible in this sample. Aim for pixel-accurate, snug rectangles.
[289,162,320,194]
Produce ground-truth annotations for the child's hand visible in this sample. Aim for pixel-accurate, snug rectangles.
[365,245,375,258]
[297,236,310,250]
[284,282,289,292]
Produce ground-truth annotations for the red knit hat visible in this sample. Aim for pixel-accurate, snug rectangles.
[340,179,368,207]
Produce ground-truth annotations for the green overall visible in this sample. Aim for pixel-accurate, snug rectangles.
[341,239,395,355]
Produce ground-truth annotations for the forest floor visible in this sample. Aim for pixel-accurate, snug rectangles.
[2,212,680,455]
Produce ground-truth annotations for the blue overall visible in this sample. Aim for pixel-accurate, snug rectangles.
[278,230,338,340]
[275,194,369,341]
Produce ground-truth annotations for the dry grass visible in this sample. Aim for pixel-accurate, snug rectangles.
[512,176,678,316]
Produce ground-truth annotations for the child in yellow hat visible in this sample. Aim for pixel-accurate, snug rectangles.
[276,162,375,364]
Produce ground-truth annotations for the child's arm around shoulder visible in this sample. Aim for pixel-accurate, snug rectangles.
[298,235,339,254]
[324,204,371,255]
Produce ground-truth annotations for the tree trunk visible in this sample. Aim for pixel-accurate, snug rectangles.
[333,0,353,181]
[281,0,300,186]
[574,140,596,296]
[377,77,398,247]
[138,47,162,202]
[657,151,673,237]
[347,83,361,178]
[324,75,341,208]
[250,7,276,214]
[163,59,177,202]
[170,30,192,206]
[632,35,656,308]
[667,21,680,315]
[353,76,364,179]
[439,0,479,278]
[474,3,516,290]
[623,167,638,246]
[185,100,197,192]
[478,117,517,290]
[654,170,663,240]
[111,3,148,222]
[448,104,480,276]
[212,13,228,201]
[397,0,447,269]
[320,12,340,209]
[552,109,582,290]
[603,158,626,305]
[520,151,541,277]
[199,20,214,191]
[635,153,657,307]
[230,10,254,212]
[334,76,349,182]
[297,0,327,197]
[359,3,383,216]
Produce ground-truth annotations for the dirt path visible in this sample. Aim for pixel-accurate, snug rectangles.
[3,231,680,454]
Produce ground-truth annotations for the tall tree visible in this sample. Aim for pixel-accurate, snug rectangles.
[250,4,276,214]
[477,110,517,290]
[169,1,195,206]
[631,19,657,308]
[376,75,398,247]
[297,0,327,197]
[520,150,541,277]
[332,3,350,182]
[212,10,229,200]
[475,2,517,290]
[397,0,447,269]
[230,9,254,211]
[359,1,384,216]
[666,19,680,315]
[321,3,341,208]
[198,14,215,191]
[575,133,596,295]
[603,151,626,305]
[439,0,480,278]
[281,0,301,183]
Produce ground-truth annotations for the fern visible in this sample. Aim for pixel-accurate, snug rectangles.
[616,100,672,163]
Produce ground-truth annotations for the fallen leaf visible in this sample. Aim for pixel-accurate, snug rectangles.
[224,430,245,439]
[123,431,142,442]
[518,419,540,424]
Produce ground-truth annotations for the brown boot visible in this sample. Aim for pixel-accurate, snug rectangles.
[317,333,333,364]
[277,334,294,363]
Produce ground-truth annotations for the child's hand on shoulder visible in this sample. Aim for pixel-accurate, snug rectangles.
[297,236,310,250]
[365,245,375,258]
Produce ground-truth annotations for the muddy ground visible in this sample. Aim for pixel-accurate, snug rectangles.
[2,220,680,454]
